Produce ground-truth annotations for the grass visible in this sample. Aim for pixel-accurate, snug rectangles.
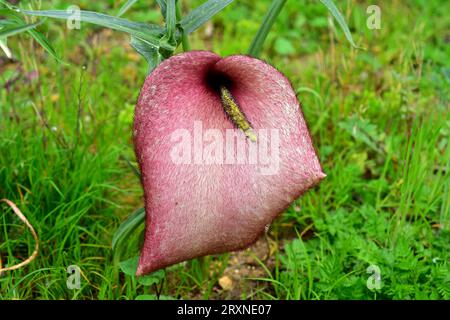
[0,0,449,300]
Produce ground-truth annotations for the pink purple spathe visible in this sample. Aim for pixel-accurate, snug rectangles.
[133,51,325,275]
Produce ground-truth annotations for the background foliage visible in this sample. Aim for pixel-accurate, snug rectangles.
[0,0,449,299]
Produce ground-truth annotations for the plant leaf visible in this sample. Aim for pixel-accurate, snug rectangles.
[0,37,11,58]
[0,0,13,9]
[338,116,384,154]
[119,256,139,276]
[156,0,167,19]
[18,9,171,50]
[130,36,163,73]
[119,256,165,286]
[0,8,26,23]
[247,0,286,57]
[137,269,165,286]
[27,29,63,62]
[319,0,357,48]
[0,20,43,38]
[0,10,62,62]
[112,207,145,264]
[117,0,139,17]
[0,19,19,27]
[165,0,176,44]
[180,0,233,34]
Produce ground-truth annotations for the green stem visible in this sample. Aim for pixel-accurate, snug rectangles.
[181,31,191,52]
[176,0,191,52]
[247,0,287,57]
[166,0,177,44]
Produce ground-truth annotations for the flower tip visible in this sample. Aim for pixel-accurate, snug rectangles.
[246,129,257,142]
[135,261,145,277]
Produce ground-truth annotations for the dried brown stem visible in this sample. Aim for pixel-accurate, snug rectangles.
[0,199,39,273]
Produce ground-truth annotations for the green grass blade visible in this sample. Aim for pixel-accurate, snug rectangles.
[0,20,19,27]
[27,29,63,62]
[0,20,43,38]
[0,9,31,26]
[0,37,11,58]
[319,0,357,48]
[180,0,233,34]
[247,0,286,57]
[0,0,13,9]
[117,0,139,17]
[0,13,61,62]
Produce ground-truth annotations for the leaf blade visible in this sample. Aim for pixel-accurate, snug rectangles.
[112,207,145,264]
[180,0,233,34]
[117,0,139,17]
[130,36,163,73]
[165,0,176,43]
[247,0,287,57]
[19,9,170,50]
[156,0,167,18]
[137,269,165,286]
[319,0,357,48]
[0,20,43,38]
[118,256,139,276]
[27,28,63,62]
[0,38,11,58]
[119,255,165,285]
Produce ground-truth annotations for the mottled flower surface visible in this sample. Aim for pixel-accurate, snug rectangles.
[134,51,325,275]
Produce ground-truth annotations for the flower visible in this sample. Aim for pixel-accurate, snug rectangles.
[134,51,325,275]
